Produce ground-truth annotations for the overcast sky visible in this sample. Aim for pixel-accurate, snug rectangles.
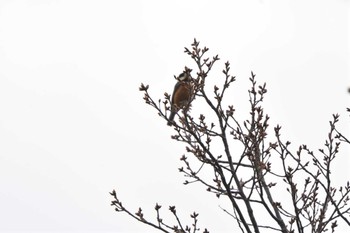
[0,0,349,232]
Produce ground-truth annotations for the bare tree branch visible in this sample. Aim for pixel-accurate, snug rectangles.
[112,39,350,233]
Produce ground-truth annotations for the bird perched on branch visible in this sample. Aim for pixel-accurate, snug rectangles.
[167,68,193,126]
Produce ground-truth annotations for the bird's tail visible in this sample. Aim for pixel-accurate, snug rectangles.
[167,111,176,126]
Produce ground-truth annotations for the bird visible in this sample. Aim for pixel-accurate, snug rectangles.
[167,69,193,126]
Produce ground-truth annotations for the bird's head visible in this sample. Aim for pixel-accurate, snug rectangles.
[177,67,192,82]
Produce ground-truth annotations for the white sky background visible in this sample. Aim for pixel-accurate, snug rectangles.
[0,0,349,232]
